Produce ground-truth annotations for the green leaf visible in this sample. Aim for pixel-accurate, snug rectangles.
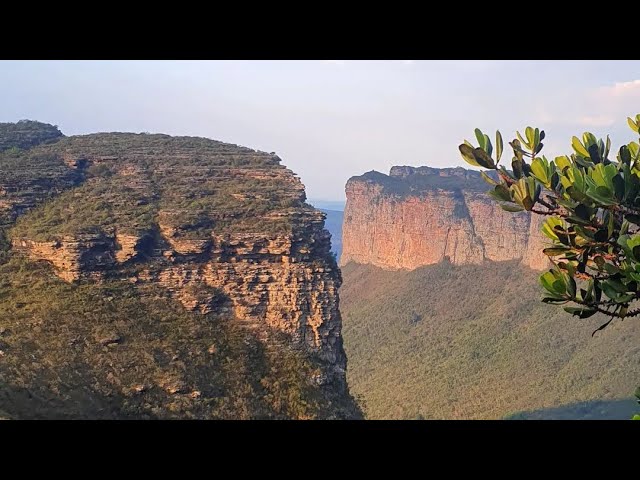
[555,155,571,171]
[608,209,615,237]
[512,158,524,179]
[628,117,639,133]
[500,203,525,212]
[472,148,495,169]
[540,271,566,296]
[480,171,498,185]
[488,184,512,202]
[613,174,625,200]
[588,143,601,164]
[541,297,567,304]
[583,132,597,147]
[511,177,535,210]
[572,136,590,157]
[526,126,535,148]
[543,247,572,257]
[459,144,480,167]
[530,157,550,185]
[496,130,503,162]
[619,145,631,165]
[542,217,564,241]
[574,204,592,220]
[484,134,493,157]
[516,132,530,150]
[603,263,619,275]
[565,216,591,226]
[475,128,486,150]
[633,415,640,420]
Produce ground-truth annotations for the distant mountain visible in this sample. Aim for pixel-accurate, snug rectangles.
[309,200,346,211]
[320,209,343,259]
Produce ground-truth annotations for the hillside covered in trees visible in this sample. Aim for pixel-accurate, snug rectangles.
[340,261,639,419]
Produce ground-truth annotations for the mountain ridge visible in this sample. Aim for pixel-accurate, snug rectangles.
[0,120,361,419]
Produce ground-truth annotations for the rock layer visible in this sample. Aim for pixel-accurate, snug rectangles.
[341,166,549,270]
[0,126,357,418]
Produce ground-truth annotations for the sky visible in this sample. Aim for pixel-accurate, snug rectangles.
[1,60,640,201]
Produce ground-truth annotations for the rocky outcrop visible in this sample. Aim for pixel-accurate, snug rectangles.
[148,212,347,387]
[12,230,152,281]
[341,166,550,271]
[12,235,116,282]
[2,128,357,417]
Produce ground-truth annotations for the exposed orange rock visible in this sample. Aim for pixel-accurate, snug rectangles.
[341,166,550,271]
[0,123,361,418]
[9,141,350,393]
[12,235,116,282]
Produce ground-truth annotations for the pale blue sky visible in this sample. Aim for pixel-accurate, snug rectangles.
[2,60,640,200]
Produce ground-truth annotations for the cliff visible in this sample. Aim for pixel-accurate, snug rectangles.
[0,122,360,419]
[341,166,550,270]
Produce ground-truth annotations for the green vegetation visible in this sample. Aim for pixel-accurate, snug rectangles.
[8,133,307,241]
[340,261,640,420]
[12,177,156,239]
[0,123,356,419]
[0,257,342,419]
[355,167,495,197]
[0,148,80,228]
[0,120,63,152]
[459,116,640,417]
[459,116,640,328]
[505,398,639,420]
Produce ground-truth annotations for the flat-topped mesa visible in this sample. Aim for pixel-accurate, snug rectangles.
[1,127,357,417]
[341,165,550,271]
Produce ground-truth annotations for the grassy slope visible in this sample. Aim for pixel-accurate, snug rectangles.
[0,250,347,420]
[340,261,640,419]
[8,133,304,241]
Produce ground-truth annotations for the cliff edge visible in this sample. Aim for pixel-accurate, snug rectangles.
[0,121,360,419]
[341,166,549,270]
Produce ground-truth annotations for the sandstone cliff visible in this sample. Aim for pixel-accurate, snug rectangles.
[0,122,359,419]
[341,166,549,270]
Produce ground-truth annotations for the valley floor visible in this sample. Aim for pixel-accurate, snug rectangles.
[340,261,640,420]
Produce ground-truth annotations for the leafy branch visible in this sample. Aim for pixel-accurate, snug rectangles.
[459,115,640,334]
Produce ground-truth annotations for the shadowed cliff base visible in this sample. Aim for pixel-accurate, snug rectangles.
[0,246,362,420]
[505,398,638,420]
[340,260,640,420]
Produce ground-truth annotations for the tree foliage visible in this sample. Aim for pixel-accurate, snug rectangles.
[459,115,640,334]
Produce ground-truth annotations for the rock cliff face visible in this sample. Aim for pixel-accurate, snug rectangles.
[0,122,359,419]
[341,166,549,270]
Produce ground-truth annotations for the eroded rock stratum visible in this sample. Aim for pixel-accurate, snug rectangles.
[341,166,549,271]
[0,121,360,419]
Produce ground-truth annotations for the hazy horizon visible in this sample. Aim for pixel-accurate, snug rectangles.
[2,60,640,200]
